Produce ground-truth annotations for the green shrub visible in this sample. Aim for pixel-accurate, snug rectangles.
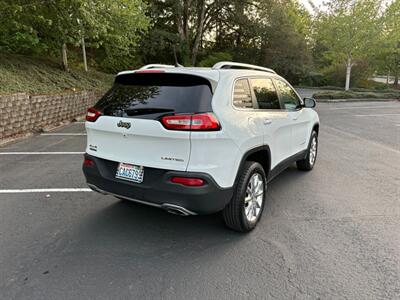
[316,61,374,88]
[313,90,400,100]
[351,86,399,93]
[198,52,233,67]
[298,72,329,87]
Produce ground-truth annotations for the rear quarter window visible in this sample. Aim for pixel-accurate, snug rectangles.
[95,73,213,119]
[233,79,253,109]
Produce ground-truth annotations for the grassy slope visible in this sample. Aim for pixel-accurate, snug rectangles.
[0,53,115,94]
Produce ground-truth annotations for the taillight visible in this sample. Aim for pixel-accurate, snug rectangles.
[171,177,206,186]
[161,113,220,131]
[86,107,102,122]
[161,114,192,130]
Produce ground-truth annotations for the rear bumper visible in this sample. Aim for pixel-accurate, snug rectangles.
[82,154,233,215]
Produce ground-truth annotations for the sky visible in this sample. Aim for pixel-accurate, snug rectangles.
[300,0,394,13]
[300,0,326,12]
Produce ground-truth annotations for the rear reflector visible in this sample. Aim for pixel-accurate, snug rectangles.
[83,158,94,166]
[86,107,102,122]
[170,177,206,186]
[161,113,220,131]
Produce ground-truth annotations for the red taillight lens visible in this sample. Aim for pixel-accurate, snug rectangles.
[171,177,206,186]
[161,113,220,131]
[191,113,220,130]
[83,157,94,166]
[86,108,102,122]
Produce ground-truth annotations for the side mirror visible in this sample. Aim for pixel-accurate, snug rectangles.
[303,97,316,108]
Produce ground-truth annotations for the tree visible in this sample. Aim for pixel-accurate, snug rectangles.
[314,0,383,90]
[0,1,47,54]
[378,0,400,86]
[141,0,223,66]
[87,0,150,71]
[0,0,149,72]
[257,0,313,83]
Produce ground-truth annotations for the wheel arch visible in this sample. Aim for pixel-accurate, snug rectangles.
[312,122,319,134]
[234,145,271,186]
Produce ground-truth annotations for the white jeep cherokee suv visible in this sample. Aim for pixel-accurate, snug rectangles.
[83,62,319,232]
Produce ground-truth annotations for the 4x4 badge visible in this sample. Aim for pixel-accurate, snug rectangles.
[117,120,131,129]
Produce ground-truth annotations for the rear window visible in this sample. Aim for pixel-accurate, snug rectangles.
[95,73,213,119]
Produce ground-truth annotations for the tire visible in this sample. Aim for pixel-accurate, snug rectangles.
[222,161,267,232]
[296,130,318,171]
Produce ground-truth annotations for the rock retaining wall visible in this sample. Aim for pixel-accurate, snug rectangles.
[0,91,97,140]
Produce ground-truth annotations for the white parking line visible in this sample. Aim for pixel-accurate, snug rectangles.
[0,152,85,155]
[354,113,400,117]
[0,188,92,193]
[41,133,86,136]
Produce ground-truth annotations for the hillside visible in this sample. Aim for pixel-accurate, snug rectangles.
[0,53,115,94]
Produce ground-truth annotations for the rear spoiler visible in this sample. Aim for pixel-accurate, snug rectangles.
[116,69,219,93]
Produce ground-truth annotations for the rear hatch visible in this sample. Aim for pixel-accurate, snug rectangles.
[85,72,215,171]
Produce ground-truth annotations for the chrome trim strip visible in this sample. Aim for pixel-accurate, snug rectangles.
[87,183,162,208]
[87,183,197,215]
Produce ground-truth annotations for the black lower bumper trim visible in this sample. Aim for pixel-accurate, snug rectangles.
[83,154,233,215]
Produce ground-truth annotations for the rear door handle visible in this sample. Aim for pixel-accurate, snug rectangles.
[292,116,298,121]
[264,119,272,125]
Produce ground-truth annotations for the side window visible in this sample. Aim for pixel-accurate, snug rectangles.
[275,80,301,110]
[250,78,280,109]
[233,79,253,109]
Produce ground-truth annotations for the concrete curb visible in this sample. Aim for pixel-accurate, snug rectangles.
[316,98,399,103]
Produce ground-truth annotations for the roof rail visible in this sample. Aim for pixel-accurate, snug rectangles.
[212,61,276,74]
[139,64,175,70]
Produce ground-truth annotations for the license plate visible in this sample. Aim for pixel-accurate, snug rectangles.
[115,163,144,183]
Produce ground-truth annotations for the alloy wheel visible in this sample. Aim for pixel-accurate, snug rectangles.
[244,173,264,222]
[309,136,317,166]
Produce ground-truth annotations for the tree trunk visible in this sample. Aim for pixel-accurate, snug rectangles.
[216,17,221,50]
[191,0,206,66]
[182,0,190,41]
[395,43,400,87]
[61,43,69,72]
[81,36,88,72]
[175,0,190,65]
[345,57,352,91]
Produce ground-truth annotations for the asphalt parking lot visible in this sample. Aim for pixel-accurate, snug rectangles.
[0,101,399,299]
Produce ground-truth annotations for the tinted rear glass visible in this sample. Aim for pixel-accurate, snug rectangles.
[95,73,213,119]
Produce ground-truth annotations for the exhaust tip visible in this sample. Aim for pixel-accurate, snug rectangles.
[161,204,196,216]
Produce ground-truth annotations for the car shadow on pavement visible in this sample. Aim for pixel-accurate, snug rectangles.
[73,164,308,250]
[64,196,249,259]
[67,166,305,251]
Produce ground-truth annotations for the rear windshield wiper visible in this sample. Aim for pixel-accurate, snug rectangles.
[125,108,174,116]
